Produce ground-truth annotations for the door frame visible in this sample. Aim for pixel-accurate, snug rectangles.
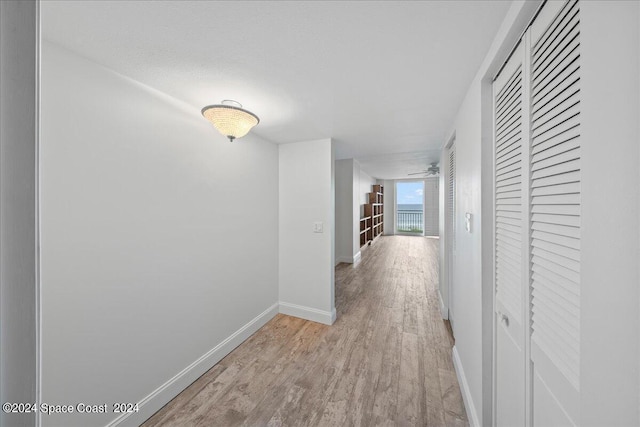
[442,136,456,329]
[0,2,42,426]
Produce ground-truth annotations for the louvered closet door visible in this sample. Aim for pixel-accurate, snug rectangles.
[424,178,439,237]
[529,1,581,425]
[447,144,456,330]
[493,41,528,427]
[493,1,582,425]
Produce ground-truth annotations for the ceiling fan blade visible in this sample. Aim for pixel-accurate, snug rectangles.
[407,171,427,176]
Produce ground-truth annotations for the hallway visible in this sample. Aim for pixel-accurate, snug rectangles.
[143,236,468,426]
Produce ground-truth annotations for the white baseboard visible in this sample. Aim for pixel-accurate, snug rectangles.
[335,251,362,265]
[452,345,480,427]
[279,301,336,325]
[438,290,449,319]
[106,302,279,427]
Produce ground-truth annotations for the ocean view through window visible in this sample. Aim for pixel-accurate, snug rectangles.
[396,181,424,234]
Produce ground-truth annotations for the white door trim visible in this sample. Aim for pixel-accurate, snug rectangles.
[444,136,456,329]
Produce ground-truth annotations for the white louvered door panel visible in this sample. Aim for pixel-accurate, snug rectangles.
[529,0,581,425]
[424,178,439,237]
[447,144,456,330]
[495,55,524,324]
[494,41,528,427]
[449,149,455,248]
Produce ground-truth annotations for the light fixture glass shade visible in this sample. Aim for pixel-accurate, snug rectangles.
[201,100,259,141]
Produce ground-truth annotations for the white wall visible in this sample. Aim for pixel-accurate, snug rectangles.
[382,179,395,235]
[40,42,280,427]
[335,159,354,264]
[358,168,377,210]
[334,159,373,264]
[352,162,361,258]
[0,2,38,426]
[442,1,640,426]
[579,2,639,424]
[448,83,485,426]
[279,138,336,325]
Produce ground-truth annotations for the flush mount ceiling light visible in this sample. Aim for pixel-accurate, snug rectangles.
[201,100,259,142]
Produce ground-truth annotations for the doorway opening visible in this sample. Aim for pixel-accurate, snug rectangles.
[395,181,424,235]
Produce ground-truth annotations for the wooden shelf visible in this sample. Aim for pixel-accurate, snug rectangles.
[363,184,384,245]
[359,213,372,247]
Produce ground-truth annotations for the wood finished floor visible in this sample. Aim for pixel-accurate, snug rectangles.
[142,236,468,427]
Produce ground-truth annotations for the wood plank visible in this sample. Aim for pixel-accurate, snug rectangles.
[142,236,468,427]
[397,332,420,425]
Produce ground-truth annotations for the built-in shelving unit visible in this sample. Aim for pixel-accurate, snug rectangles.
[359,216,371,247]
[361,184,383,247]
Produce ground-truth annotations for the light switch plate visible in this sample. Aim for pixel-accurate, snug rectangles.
[313,222,324,233]
[465,213,472,233]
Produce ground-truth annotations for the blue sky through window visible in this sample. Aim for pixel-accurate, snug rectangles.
[396,181,424,205]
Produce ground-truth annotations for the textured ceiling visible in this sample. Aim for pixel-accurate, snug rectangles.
[41,1,510,178]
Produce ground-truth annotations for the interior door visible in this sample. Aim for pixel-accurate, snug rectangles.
[529,1,581,425]
[493,40,529,427]
[492,2,582,425]
[423,178,439,237]
[447,143,456,331]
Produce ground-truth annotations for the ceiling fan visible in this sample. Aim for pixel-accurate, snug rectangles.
[408,162,440,176]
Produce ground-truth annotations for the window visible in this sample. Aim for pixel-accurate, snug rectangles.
[396,181,424,234]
